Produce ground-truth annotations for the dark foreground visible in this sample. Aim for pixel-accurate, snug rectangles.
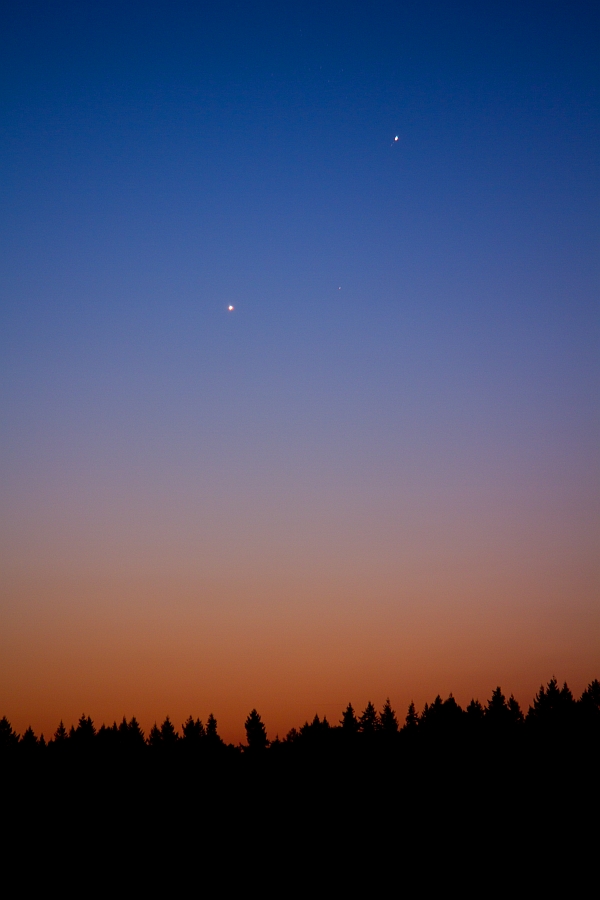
[3,678,599,889]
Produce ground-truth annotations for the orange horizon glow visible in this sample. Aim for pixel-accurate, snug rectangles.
[2,563,597,744]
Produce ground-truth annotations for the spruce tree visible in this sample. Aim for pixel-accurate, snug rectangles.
[359,701,379,735]
[466,699,485,729]
[245,709,268,750]
[485,687,511,730]
[0,716,19,750]
[20,726,38,751]
[53,720,68,743]
[507,695,524,726]
[404,701,419,731]
[205,713,223,747]
[379,698,399,735]
[159,716,178,747]
[182,716,205,744]
[340,703,359,734]
[147,723,162,748]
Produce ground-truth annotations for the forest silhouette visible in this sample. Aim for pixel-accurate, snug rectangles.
[4,676,599,885]
[3,676,599,758]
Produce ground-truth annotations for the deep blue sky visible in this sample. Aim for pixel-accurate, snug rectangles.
[1,2,599,736]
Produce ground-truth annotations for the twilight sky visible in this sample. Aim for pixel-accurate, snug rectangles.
[1,1,598,742]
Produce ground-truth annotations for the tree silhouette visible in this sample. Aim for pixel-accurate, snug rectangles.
[205,713,223,748]
[579,679,600,726]
[0,717,19,751]
[147,723,162,748]
[20,726,39,752]
[71,714,96,746]
[403,701,419,732]
[245,709,268,750]
[117,716,145,750]
[528,677,577,730]
[466,699,484,726]
[299,714,331,745]
[379,698,399,735]
[359,701,379,735]
[2,671,599,784]
[182,716,205,745]
[507,695,524,726]
[340,703,359,734]
[53,721,68,743]
[159,716,178,747]
[420,695,463,735]
[485,687,512,729]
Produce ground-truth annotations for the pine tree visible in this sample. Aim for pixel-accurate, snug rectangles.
[72,714,96,747]
[404,701,419,731]
[147,723,162,748]
[182,716,205,744]
[20,726,39,751]
[340,703,359,734]
[485,687,511,729]
[205,713,223,747]
[466,699,485,731]
[0,717,19,754]
[127,716,145,747]
[359,701,379,735]
[53,721,68,743]
[507,695,524,726]
[420,695,443,730]
[245,709,268,751]
[159,716,178,747]
[97,722,119,749]
[579,680,600,724]
[118,716,145,750]
[379,698,399,735]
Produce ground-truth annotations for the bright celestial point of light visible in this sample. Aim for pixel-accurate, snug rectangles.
[228,305,234,311]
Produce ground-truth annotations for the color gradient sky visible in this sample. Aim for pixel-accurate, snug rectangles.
[1,1,598,742]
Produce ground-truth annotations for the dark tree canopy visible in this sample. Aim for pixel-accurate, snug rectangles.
[340,703,359,734]
[359,701,379,735]
[379,698,399,735]
[245,709,268,751]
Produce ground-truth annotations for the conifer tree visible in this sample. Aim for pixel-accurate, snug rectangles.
[20,726,38,751]
[379,698,399,735]
[0,716,19,750]
[404,701,419,731]
[53,721,68,743]
[485,687,511,729]
[466,699,484,724]
[159,716,178,746]
[359,701,379,735]
[340,703,359,734]
[128,716,145,746]
[72,714,96,746]
[147,723,162,748]
[579,680,600,724]
[117,716,145,749]
[245,709,268,750]
[507,695,524,725]
[205,713,223,747]
[182,716,205,744]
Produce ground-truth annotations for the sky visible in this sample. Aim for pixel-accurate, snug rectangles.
[1,1,598,742]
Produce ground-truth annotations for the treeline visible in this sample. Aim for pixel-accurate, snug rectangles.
[2,676,599,760]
